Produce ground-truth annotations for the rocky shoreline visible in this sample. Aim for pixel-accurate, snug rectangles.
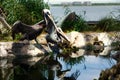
[0,31,120,80]
[0,31,119,58]
[99,61,120,80]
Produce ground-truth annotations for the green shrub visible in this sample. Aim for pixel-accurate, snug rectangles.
[61,7,88,32]
[61,13,88,32]
[1,0,49,25]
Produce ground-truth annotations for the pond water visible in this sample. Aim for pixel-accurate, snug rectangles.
[50,5,120,21]
[58,56,116,80]
[0,49,116,80]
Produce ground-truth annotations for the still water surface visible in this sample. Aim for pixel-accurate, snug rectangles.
[0,50,116,80]
[50,5,120,21]
[57,55,116,80]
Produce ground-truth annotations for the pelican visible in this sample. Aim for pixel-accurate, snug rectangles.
[12,20,46,43]
[42,9,70,52]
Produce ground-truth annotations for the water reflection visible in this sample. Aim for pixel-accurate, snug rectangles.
[0,58,13,80]
[0,49,117,80]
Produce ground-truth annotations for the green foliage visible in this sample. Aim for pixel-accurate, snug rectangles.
[1,0,49,24]
[13,33,22,41]
[64,56,85,66]
[62,7,120,32]
[61,7,88,32]
[61,13,88,32]
[111,41,120,50]
[0,32,12,41]
[97,17,120,32]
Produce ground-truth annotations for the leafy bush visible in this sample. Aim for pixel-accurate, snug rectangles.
[1,0,49,25]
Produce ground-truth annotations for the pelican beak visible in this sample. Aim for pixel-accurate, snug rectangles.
[43,13,48,25]
[57,27,70,43]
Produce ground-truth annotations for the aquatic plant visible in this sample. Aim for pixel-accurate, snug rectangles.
[97,17,120,31]
[111,41,120,50]
[59,49,85,66]
[64,56,85,66]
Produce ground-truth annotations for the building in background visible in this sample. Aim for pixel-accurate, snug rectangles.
[72,1,82,6]
[83,1,92,6]
[61,1,92,6]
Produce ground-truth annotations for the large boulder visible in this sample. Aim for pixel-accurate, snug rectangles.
[0,42,45,57]
[84,32,112,46]
[0,42,12,57]
[67,31,86,48]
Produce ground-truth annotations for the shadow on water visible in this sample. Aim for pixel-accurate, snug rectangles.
[0,47,117,80]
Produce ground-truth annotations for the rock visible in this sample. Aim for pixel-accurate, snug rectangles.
[0,45,8,57]
[99,62,120,80]
[0,31,119,57]
[99,47,111,56]
[67,32,112,48]
[0,41,45,57]
[84,32,112,46]
[67,31,85,48]
[93,41,104,53]
[0,42,12,57]
[12,42,45,56]
[0,58,13,68]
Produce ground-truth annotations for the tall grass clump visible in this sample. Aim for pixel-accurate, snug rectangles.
[97,17,120,32]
